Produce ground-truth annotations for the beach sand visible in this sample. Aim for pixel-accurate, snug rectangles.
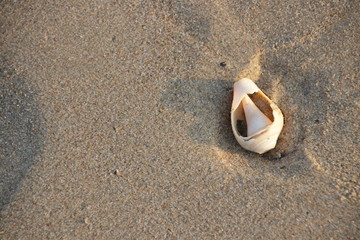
[1,0,359,239]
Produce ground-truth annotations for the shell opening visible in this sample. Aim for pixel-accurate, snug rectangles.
[234,92,274,137]
[248,92,274,121]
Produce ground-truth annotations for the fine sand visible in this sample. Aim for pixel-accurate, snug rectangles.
[1,0,359,239]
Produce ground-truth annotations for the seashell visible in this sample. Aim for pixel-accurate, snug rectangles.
[231,78,284,154]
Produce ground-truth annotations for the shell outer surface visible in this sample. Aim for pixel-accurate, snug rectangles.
[231,78,284,154]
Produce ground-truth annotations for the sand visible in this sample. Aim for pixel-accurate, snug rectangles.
[1,0,359,239]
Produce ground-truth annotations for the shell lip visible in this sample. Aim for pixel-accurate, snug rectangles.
[241,126,271,141]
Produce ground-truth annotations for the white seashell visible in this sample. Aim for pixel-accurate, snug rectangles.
[231,78,284,154]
